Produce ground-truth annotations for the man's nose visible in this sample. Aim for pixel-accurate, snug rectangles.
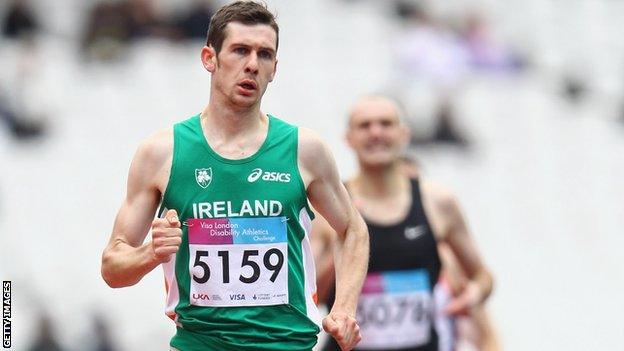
[244,53,259,74]
[368,123,384,137]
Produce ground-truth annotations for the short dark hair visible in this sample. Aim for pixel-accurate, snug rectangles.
[206,1,279,54]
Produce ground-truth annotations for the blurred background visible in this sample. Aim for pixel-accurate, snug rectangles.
[1,0,623,350]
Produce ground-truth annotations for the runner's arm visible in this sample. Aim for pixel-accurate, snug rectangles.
[474,307,502,351]
[299,128,369,317]
[440,193,493,312]
[101,131,177,288]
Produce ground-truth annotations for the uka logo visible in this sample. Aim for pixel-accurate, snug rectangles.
[193,293,210,300]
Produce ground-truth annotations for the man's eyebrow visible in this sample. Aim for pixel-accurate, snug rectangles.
[228,42,249,48]
[258,46,276,54]
[228,43,276,53]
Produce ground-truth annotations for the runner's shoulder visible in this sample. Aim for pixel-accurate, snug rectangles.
[298,127,326,152]
[419,178,460,214]
[134,128,174,171]
[297,127,333,168]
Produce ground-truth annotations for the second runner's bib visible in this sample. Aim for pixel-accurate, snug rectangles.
[357,269,433,349]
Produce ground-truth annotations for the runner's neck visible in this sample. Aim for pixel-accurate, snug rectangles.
[201,103,266,139]
[199,103,269,159]
[351,164,410,200]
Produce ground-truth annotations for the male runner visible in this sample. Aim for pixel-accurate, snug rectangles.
[313,95,493,351]
[100,2,368,350]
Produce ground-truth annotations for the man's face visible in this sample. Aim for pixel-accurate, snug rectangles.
[205,22,278,109]
[346,98,409,168]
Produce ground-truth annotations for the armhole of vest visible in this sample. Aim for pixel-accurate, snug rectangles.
[413,178,437,241]
[293,127,315,221]
[158,124,179,217]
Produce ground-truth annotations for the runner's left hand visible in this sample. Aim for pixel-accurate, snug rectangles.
[323,311,361,351]
[444,281,482,316]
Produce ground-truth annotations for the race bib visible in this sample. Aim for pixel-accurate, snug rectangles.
[356,269,433,349]
[187,217,288,307]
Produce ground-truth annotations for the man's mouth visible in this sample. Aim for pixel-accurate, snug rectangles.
[238,80,257,91]
[366,143,390,151]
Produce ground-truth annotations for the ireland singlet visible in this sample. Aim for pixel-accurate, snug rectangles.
[159,114,321,350]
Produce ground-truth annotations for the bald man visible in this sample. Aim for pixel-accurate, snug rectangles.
[313,95,494,351]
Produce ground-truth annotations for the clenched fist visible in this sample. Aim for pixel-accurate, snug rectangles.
[151,209,182,263]
[323,311,362,351]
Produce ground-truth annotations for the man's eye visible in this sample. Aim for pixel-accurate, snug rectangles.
[234,47,248,54]
[259,51,273,59]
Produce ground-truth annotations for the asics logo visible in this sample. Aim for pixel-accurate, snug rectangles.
[247,168,291,183]
[247,168,263,182]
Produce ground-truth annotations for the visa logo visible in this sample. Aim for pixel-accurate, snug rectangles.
[229,294,246,300]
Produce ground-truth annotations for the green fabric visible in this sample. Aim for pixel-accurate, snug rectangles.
[160,114,319,350]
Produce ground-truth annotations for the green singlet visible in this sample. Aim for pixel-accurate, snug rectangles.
[159,114,321,351]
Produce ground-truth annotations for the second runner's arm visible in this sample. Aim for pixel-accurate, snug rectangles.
[437,190,493,314]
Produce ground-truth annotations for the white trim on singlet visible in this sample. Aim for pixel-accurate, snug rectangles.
[299,207,322,328]
[161,207,180,325]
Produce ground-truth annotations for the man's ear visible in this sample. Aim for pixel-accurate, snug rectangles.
[201,46,217,72]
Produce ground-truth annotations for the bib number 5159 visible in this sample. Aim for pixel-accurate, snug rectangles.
[192,248,284,284]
